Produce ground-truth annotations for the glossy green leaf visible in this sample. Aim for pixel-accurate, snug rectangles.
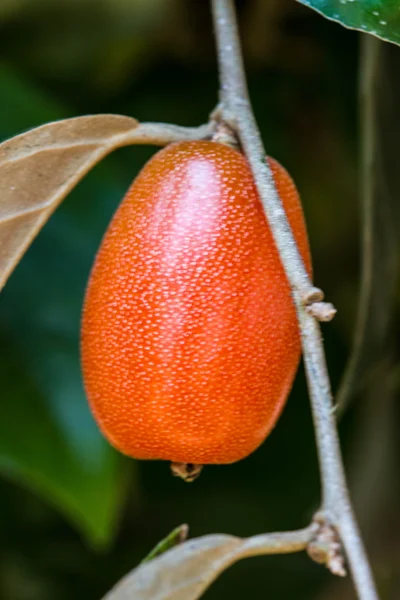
[0,67,132,548]
[297,0,400,46]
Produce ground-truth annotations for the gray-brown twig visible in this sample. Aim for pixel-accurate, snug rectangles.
[210,1,379,599]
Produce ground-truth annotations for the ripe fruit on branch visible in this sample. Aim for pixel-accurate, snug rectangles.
[81,141,311,476]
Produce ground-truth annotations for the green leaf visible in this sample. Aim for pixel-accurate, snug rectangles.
[297,0,400,46]
[0,339,129,548]
[0,64,64,134]
[0,67,133,548]
[0,198,131,547]
[141,525,189,564]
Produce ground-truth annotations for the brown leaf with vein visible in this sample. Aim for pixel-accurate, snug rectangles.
[0,114,138,292]
[102,529,312,600]
[105,535,240,600]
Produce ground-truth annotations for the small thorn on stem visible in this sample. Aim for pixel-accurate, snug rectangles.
[170,462,203,482]
[301,287,336,322]
[306,302,337,322]
[307,515,347,577]
[302,286,325,304]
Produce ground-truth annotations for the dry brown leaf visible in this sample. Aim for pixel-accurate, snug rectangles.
[104,535,240,600]
[0,114,213,292]
[102,529,312,600]
[0,114,138,291]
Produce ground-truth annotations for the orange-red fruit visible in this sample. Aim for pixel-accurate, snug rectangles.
[81,141,311,465]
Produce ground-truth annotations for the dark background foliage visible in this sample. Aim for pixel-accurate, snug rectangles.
[0,1,399,599]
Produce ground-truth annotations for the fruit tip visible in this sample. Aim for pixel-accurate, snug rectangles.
[170,462,203,482]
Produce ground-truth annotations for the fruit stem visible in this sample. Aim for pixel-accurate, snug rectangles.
[118,121,215,147]
[210,1,379,599]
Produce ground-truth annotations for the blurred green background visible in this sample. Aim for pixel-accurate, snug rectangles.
[0,1,399,599]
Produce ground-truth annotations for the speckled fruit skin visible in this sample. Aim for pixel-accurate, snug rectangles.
[81,141,311,465]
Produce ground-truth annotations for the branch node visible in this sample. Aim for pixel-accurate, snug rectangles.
[306,302,337,322]
[307,515,347,577]
[210,103,238,134]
